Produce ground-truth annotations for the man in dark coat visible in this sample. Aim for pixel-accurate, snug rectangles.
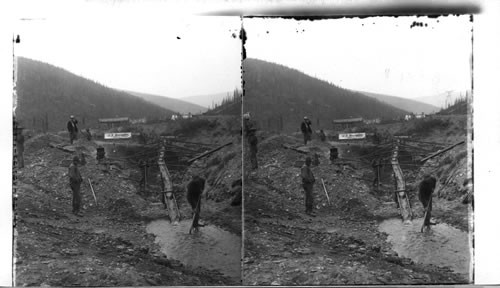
[230,179,242,206]
[300,116,313,145]
[67,115,79,144]
[186,175,206,227]
[16,126,25,168]
[301,156,316,216]
[419,175,437,226]
[248,128,258,170]
[68,155,83,216]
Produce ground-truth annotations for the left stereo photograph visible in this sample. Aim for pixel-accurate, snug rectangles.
[12,8,244,286]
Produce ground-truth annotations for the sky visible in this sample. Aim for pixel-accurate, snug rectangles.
[15,2,242,99]
[244,15,472,99]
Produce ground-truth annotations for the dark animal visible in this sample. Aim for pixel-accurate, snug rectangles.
[419,175,437,226]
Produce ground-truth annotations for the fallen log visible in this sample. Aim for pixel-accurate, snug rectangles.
[187,141,233,164]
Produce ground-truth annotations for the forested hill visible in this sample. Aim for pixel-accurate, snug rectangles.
[16,57,174,132]
[243,58,407,132]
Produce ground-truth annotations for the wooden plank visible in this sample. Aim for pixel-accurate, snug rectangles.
[420,140,465,163]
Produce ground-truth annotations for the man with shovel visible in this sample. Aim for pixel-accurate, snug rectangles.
[419,175,437,230]
[187,175,206,230]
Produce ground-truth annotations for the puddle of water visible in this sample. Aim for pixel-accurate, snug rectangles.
[379,218,471,279]
[146,220,241,281]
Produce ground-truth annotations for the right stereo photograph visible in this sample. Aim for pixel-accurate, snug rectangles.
[241,15,473,285]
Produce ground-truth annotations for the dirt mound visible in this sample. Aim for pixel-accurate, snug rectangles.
[338,198,374,219]
[107,198,142,219]
[258,134,300,153]
[24,133,65,151]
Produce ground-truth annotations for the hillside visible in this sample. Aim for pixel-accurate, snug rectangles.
[357,90,438,114]
[181,91,233,109]
[243,58,407,132]
[15,57,174,132]
[125,90,207,114]
[436,97,469,115]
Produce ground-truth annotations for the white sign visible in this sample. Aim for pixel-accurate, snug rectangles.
[104,132,132,139]
[339,133,366,140]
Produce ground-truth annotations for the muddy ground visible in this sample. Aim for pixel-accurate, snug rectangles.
[243,130,471,285]
[14,130,242,286]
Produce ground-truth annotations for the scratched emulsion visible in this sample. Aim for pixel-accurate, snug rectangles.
[146,220,241,281]
[379,218,470,279]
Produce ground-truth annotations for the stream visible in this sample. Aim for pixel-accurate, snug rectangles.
[146,219,241,281]
[379,218,471,281]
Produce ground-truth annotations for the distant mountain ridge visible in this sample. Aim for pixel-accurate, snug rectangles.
[356,90,439,114]
[181,91,233,109]
[125,90,207,114]
[243,58,407,132]
[16,57,174,132]
[414,90,467,109]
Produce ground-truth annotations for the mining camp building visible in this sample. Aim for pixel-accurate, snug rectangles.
[333,117,364,129]
[98,117,130,128]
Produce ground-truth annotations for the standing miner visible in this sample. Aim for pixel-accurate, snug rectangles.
[301,156,316,216]
[16,126,25,168]
[67,115,79,144]
[300,116,313,145]
[68,155,83,217]
[248,128,258,170]
[319,129,326,142]
[419,175,437,227]
[371,157,381,188]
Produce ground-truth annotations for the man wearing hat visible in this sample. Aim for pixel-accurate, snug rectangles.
[67,115,79,144]
[68,155,83,216]
[16,126,25,168]
[242,112,254,137]
[300,116,313,145]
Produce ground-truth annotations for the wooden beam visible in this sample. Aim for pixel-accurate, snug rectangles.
[420,140,465,163]
[187,141,233,163]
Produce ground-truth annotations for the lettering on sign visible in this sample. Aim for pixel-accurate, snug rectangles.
[338,133,366,140]
[104,132,132,139]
